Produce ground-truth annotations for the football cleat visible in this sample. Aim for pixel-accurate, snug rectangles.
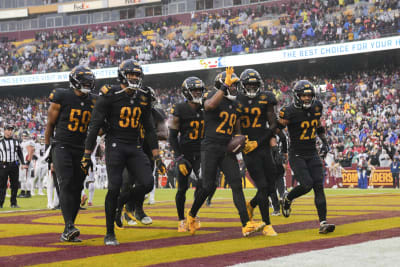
[104,233,120,246]
[186,210,197,235]
[242,221,265,237]
[135,212,153,225]
[246,201,254,221]
[178,220,187,232]
[281,192,292,218]
[262,225,278,236]
[319,221,335,234]
[62,225,80,242]
[271,210,281,216]
[115,208,124,229]
[60,234,82,243]
[88,202,93,206]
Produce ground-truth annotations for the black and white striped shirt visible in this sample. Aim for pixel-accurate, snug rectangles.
[0,138,23,163]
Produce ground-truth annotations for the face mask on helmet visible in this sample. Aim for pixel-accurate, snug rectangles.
[22,132,29,141]
[240,69,263,98]
[118,60,143,91]
[182,77,205,104]
[293,80,316,109]
[69,67,95,94]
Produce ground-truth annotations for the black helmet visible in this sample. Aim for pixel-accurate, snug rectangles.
[293,80,316,109]
[118,59,143,90]
[182,77,205,104]
[240,69,264,98]
[214,71,239,100]
[69,65,95,94]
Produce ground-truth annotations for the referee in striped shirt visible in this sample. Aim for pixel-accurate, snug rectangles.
[0,124,26,208]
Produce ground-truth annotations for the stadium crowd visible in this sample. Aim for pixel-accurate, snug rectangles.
[1,67,400,168]
[0,0,400,75]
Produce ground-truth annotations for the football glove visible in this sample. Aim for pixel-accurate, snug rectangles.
[80,153,93,176]
[154,155,167,175]
[320,142,330,159]
[243,139,258,154]
[176,155,192,176]
[224,66,239,86]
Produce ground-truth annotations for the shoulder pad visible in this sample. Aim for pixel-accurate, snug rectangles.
[100,85,112,96]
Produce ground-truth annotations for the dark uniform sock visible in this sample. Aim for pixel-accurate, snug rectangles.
[250,195,257,209]
[60,187,77,229]
[105,189,119,235]
[189,188,208,217]
[231,186,250,226]
[256,188,271,225]
[206,184,217,203]
[175,189,187,221]
[313,183,327,222]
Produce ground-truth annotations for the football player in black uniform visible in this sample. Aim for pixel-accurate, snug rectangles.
[45,66,96,242]
[169,76,205,232]
[82,59,164,245]
[237,69,279,236]
[279,80,335,234]
[120,89,168,227]
[186,67,264,237]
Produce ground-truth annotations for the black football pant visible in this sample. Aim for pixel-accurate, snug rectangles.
[0,162,19,207]
[175,152,201,221]
[245,147,277,225]
[105,141,153,234]
[288,152,327,222]
[121,145,155,217]
[52,144,85,231]
[190,142,249,226]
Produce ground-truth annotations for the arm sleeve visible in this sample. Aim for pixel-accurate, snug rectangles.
[85,96,109,151]
[168,128,181,157]
[142,108,158,150]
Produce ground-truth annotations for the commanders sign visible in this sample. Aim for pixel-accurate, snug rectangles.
[342,167,393,187]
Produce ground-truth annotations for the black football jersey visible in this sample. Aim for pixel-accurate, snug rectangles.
[203,90,240,144]
[237,91,277,143]
[171,102,204,152]
[49,88,96,148]
[85,85,155,150]
[279,100,323,156]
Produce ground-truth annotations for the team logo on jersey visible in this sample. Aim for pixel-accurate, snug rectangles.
[130,100,134,104]
[229,105,232,109]
[81,102,84,106]
[141,95,148,102]
[196,113,200,118]
[248,100,252,104]
[315,106,320,112]
[260,95,266,100]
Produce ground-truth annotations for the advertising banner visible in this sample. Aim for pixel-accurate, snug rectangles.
[58,1,107,13]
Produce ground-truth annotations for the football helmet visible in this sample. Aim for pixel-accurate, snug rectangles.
[69,66,95,94]
[39,134,45,144]
[293,80,315,109]
[21,130,29,141]
[181,77,205,104]
[118,59,143,90]
[240,69,264,98]
[214,71,239,101]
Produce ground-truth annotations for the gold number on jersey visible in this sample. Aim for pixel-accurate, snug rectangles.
[300,119,318,140]
[240,107,261,128]
[189,120,203,140]
[216,111,237,135]
[68,109,91,133]
[119,107,142,128]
